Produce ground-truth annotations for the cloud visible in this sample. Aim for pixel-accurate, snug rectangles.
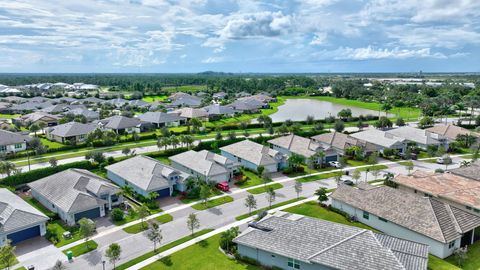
[316,46,447,60]
[310,33,327,45]
[202,56,223,63]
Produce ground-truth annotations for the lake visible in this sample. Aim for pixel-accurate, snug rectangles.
[269,98,389,123]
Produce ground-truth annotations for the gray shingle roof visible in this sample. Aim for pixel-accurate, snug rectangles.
[386,126,442,145]
[170,96,202,107]
[137,112,186,124]
[0,129,30,146]
[220,140,283,166]
[105,155,189,192]
[17,112,60,123]
[100,116,141,130]
[234,214,428,270]
[268,134,326,158]
[202,104,236,115]
[331,184,480,243]
[0,188,48,234]
[48,122,96,137]
[350,129,405,148]
[311,131,378,152]
[173,107,209,118]
[9,101,53,112]
[65,108,99,120]
[28,169,119,214]
[169,150,232,177]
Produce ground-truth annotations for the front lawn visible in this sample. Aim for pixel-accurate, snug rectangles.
[445,240,480,270]
[47,221,83,247]
[235,197,306,220]
[398,161,414,167]
[234,169,269,188]
[191,196,234,210]
[247,183,283,194]
[39,137,65,149]
[429,255,461,270]
[346,159,371,167]
[283,201,374,231]
[116,229,214,270]
[63,240,98,257]
[140,234,261,270]
[0,113,20,119]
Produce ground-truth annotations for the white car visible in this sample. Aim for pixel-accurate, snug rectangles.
[328,161,342,168]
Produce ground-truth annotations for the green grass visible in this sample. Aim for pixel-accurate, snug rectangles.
[429,255,461,270]
[234,169,269,188]
[247,183,283,194]
[191,196,234,210]
[445,240,480,270]
[140,234,261,270]
[14,267,27,270]
[346,159,371,167]
[47,221,83,247]
[0,113,20,119]
[116,229,214,270]
[155,213,174,223]
[297,172,341,182]
[398,161,414,167]
[285,96,421,120]
[180,188,223,204]
[0,256,18,270]
[357,164,388,171]
[235,197,306,221]
[284,201,375,230]
[155,156,171,165]
[39,137,65,149]
[63,240,98,257]
[163,85,207,93]
[142,95,168,102]
[123,222,151,234]
[23,197,56,217]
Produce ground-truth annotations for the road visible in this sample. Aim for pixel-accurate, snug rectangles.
[13,156,466,270]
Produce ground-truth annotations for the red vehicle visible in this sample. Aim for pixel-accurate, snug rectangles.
[216,182,230,192]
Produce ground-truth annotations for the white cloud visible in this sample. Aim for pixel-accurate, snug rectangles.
[310,33,327,45]
[202,56,223,63]
[314,46,447,60]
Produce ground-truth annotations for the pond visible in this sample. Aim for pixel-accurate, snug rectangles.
[269,98,390,123]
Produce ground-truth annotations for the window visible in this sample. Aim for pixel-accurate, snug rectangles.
[287,258,300,269]
[379,217,388,223]
[449,241,455,249]
[363,211,369,220]
[14,143,23,149]
[466,206,472,210]
[474,209,480,213]
[0,145,6,152]
[424,193,432,198]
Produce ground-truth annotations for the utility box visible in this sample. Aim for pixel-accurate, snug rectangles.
[66,250,73,261]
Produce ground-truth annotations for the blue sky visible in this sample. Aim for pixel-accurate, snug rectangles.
[0,0,479,73]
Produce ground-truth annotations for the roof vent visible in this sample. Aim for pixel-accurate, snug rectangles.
[248,221,273,232]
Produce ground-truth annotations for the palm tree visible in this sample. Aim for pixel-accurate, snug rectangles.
[170,135,179,149]
[183,135,194,149]
[120,186,134,199]
[0,161,16,177]
[157,137,171,151]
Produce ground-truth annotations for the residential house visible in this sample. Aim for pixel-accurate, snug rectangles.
[350,129,406,153]
[227,99,262,113]
[331,183,480,258]
[1,96,26,104]
[40,104,86,114]
[64,108,100,122]
[426,124,479,142]
[28,169,122,226]
[128,99,150,108]
[202,104,236,119]
[79,97,105,105]
[234,213,428,270]
[95,115,150,134]
[212,91,227,101]
[449,161,480,181]
[8,101,53,113]
[0,129,30,154]
[105,155,190,197]
[169,150,239,184]
[394,171,480,216]
[173,107,209,121]
[386,126,445,150]
[0,189,49,246]
[311,131,377,156]
[170,96,202,108]
[14,112,60,127]
[107,98,129,108]
[220,140,287,172]
[46,121,96,144]
[268,134,339,166]
[138,112,187,128]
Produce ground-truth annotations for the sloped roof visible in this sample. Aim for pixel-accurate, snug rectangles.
[48,122,96,137]
[28,169,119,214]
[0,189,48,234]
[268,134,326,157]
[173,107,209,119]
[101,116,141,130]
[18,112,60,123]
[449,161,480,181]
[311,131,377,152]
[220,140,282,166]
[0,129,30,146]
[234,214,428,270]
[386,126,442,145]
[331,184,480,243]
[426,124,478,141]
[202,104,236,115]
[350,129,405,148]
[137,112,186,124]
[105,155,189,192]
[169,150,232,177]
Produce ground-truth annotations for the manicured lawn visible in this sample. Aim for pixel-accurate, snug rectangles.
[116,229,214,270]
[247,183,283,194]
[346,159,371,167]
[445,240,480,270]
[155,156,171,165]
[398,161,414,167]
[0,113,20,119]
[234,169,269,188]
[191,196,234,210]
[47,221,83,247]
[142,95,168,102]
[429,255,461,270]
[14,267,27,270]
[297,172,341,183]
[284,201,375,230]
[357,164,388,171]
[155,213,174,223]
[39,137,65,149]
[123,222,150,234]
[63,240,98,257]
[141,234,262,270]
[235,197,306,220]
[23,197,56,218]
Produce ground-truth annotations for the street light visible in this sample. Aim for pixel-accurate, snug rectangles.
[102,260,106,270]
[24,139,30,171]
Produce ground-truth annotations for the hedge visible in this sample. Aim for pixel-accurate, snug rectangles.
[1,161,98,187]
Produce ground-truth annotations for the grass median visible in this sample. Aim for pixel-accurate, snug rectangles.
[116,229,214,270]
[247,183,283,194]
[235,197,306,221]
[191,196,234,210]
[63,240,98,257]
[123,214,174,234]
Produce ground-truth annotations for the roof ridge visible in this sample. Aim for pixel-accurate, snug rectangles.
[287,134,295,150]
[428,199,448,243]
[444,203,463,234]
[370,232,407,270]
[307,229,368,260]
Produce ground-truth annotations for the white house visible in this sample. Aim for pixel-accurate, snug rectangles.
[0,129,29,154]
[350,129,407,153]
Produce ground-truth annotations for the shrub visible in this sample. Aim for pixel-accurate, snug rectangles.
[111,208,124,222]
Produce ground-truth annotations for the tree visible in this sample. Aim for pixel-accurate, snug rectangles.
[147,191,159,202]
[157,136,171,151]
[294,180,303,198]
[453,247,468,267]
[111,208,124,222]
[243,129,250,138]
[199,185,210,205]
[370,169,381,180]
[418,116,434,129]
[374,116,393,129]
[266,187,276,208]
[227,131,236,140]
[381,102,393,116]
[0,240,16,270]
[443,154,453,170]
[215,131,223,141]
[334,120,345,132]
[187,213,200,236]
[405,162,414,175]
[315,187,328,205]
[257,165,265,178]
[309,151,325,169]
[146,222,163,252]
[170,135,179,148]
[351,169,361,185]
[29,123,40,136]
[120,186,134,199]
[306,115,315,125]
[244,194,257,215]
[396,117,406,126]
[288,153,305,172]
[49,157,58,168]
[37,121,47,133]
[78,218,96,250]
[121,147,131,156]
[51,260,66,270]
[0,161,16,177]
[85,151,106,164]
[337,108,352,120]
[105,243,122,270]
[220,227,240,254]
[138,204,150,229]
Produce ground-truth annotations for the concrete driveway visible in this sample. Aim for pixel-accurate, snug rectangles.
[16,237,65,270]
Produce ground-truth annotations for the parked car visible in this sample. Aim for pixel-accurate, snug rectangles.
[329,161,342,168]
[216,182,230,192]
[436,155,449,164]
[342,180,354,186]
[399,152,417,160]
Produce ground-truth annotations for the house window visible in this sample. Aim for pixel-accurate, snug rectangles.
[0,145,6,152]
[363,211,369,220]
[379,217,388,222]
[424,193,432,198]
[449,241,455,249]
[466,206,472,210]
[14,143,23,149]
[287,258,300,269]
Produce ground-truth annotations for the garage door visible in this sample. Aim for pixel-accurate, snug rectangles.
[325,155,338,162]
[156,188,171,198]
[75,207,101,221]
[8,225,40,244]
